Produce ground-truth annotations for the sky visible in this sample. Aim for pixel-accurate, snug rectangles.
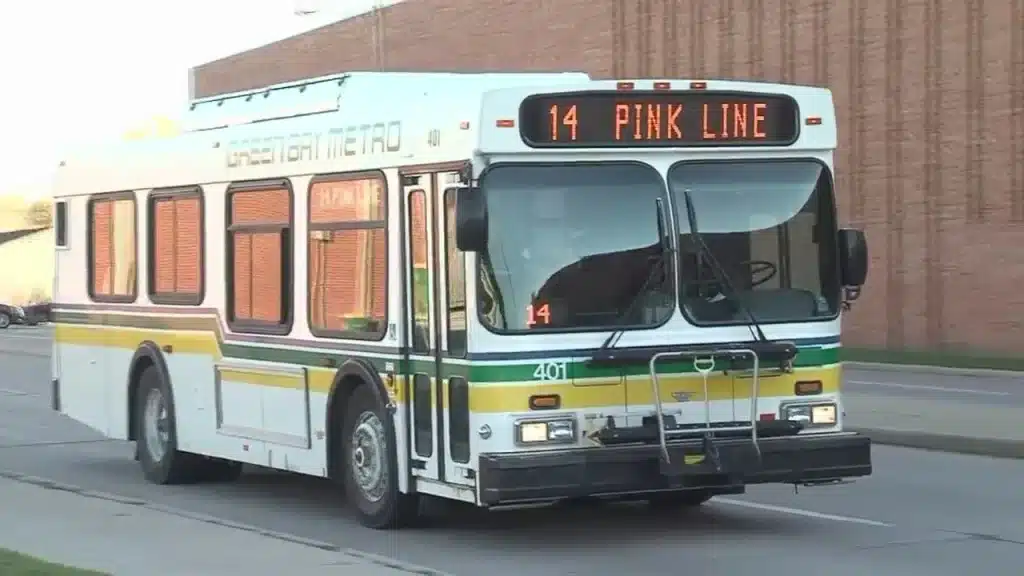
[0,0,402,198]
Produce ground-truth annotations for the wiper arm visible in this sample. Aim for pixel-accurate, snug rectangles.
[681,188,768,343]
[593,198,673,357]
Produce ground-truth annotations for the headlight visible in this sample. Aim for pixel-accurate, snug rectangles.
[13,306,24,317]
[514,418,577,445]
[781,402,837,428]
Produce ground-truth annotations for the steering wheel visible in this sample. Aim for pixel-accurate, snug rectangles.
[741,260,778,288]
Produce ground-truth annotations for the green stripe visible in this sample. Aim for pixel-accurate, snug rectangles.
[53,311,838,382]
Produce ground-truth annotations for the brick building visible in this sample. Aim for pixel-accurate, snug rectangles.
[193,0,1024,360]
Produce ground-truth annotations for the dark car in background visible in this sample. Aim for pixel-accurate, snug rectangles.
[0,302,51,328]
[0,304,26,328]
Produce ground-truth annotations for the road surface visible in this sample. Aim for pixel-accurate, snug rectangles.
[846,363,1024,407]
[1,327,1022,575]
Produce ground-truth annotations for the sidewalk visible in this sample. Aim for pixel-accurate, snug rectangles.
[844,393,1024,460]
[0,473,448,576]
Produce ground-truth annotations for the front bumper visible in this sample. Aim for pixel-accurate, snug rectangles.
[478,432,871,505]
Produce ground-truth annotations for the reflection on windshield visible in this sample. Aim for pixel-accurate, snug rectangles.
[478,163,673,332]
[669,160,840,324]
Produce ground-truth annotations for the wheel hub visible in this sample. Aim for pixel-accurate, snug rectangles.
[350,411,387,503]
[142,387,170,462]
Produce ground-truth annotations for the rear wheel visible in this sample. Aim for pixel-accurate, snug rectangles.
[135,366,242,484]
[341,384,419,529]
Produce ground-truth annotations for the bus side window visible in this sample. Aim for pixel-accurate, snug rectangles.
[226,183,292,333]
[87,193,138,303]
[307,173,388,340]
[444,189,467,357]
[149,187,204,305]
[55,201,68,248]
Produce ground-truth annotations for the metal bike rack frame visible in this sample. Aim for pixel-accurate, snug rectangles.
[648,348,761,466]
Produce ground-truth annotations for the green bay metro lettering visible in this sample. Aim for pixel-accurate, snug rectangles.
[225,121,402,168]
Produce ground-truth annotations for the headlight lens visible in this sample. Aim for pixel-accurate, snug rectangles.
[515,418,576,445]
[13,306,24,317]
[782,402,837,428]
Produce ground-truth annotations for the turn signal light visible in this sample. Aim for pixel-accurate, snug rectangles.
[529,394,561,410]
[795,380,823,396]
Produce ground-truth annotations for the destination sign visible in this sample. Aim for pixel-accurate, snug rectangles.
[518,92,799,148]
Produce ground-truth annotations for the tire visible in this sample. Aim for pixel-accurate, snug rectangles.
[135,366,236,484]
[0,313,10,329]
[341,384,419,529]
[647,490,714,510]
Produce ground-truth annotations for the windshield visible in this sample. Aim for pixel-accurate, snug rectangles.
[478,163,673,332]
[668,160,840,324]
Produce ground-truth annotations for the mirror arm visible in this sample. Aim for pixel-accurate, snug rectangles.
[840,285,862,311]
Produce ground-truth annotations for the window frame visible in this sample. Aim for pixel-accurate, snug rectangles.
[474,160,674,335]
[667,157,841,327]
[147,186,205,306]
[225,179,294,335]
[54,200,68,250]
[305,170,389,341]
[86,191,139,303]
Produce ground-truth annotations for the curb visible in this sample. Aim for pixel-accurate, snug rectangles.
[843,361,1024,378]
[849,427,1024,460]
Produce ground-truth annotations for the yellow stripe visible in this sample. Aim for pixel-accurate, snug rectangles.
[217,368,303,390]
[56,324,218,356]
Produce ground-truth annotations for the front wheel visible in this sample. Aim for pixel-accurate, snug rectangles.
[0,312,10,329]
[342,384,419,529]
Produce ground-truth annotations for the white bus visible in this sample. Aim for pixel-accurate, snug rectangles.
[51,71,872,529]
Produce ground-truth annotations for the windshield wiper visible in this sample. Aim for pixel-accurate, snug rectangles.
[681,188,767,343]
[592,198,673,360]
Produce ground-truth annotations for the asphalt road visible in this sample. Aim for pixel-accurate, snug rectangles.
[845,363,1024,407]
[2,327,1023,575]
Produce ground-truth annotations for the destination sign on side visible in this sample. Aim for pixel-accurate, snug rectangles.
[518,92,799,148]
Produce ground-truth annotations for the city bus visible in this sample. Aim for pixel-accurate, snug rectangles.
[51,71,872,530]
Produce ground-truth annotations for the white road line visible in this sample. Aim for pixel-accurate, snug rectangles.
[715,498,893,527]
[846,379,1011,396]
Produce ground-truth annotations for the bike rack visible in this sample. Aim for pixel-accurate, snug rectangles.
[648,348,761,473]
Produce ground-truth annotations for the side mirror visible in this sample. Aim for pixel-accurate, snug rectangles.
[455,186,488,253]
[838,228,868,287]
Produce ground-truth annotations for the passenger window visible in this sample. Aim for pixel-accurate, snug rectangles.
[89,194,137,302]
[227,185,292,332]
[55,201,68,248]
[149,188,204,304]
[308,174,387,340]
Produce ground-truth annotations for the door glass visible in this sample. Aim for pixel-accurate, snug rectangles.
[444,188,467,357]
[408,190,430,353]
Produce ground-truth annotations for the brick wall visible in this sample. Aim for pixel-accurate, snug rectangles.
[195,0,1024,354]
